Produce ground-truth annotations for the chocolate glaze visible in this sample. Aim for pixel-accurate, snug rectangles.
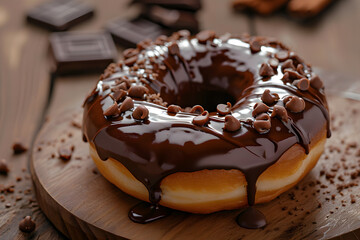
[236,207,266,229]
[82,33,330,228]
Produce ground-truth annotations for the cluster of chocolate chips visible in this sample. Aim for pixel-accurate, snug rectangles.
[101,76,150,121]
[257,47,324,92]
[252,89,306,133]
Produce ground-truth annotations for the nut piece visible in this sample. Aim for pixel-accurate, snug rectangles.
[224,115,241,132]
[271,105,288,122]
[132,105,149,120]
[192,111,210,126]
[284,96,306,113]
[19,216,36,233]
[252,102,270,117]
[119,97,134,113]
[261,89,279,105]
[217,102,232,115]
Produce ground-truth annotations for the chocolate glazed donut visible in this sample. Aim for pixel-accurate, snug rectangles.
[82,30,330,229]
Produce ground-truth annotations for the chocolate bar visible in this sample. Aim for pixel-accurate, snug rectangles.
[142,6,199,33]
[49,32,117,74]
[106,18,166,48]
[131,0,202,12]
[27,0,94,31]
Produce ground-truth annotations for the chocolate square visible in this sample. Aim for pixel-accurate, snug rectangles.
[27,0,94,31]
[49,32,117,74]
[131,0,202,12]
[106,18,166,48]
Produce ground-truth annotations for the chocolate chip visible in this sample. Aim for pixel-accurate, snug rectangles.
[249,40,261,53]
[19,216,36,233]
[261,89,279,105]
[58,145,74,161]
[0,159,9,175]
[12,143,28,154]
[217,102,232,115]
[123,48,139,59]
[178,29,190,38]
[103,102,120,117]
[282,72,290,82]
[271,105,288,122]
[268,58,279,69]
[192,111,209,126]
[190,105,204,114]
[132,105,149,120]
[281,59,295,71]
[284,69,304,80]
[296,64,305,75]
[284,96,306,113]
[224,115,241,132]
[167,105,182,114]
[293,78,310,91]
[259,63,275,77]
[168,42,180,55]
[275,51,289,62]
[128,85,149,98]
[254,113,271,133]
[112,89,127,102]
[196,30,215,44]
[310,75,324,89]
[252,102,270,117]
[124,55,138,66]
[119,97,134,113]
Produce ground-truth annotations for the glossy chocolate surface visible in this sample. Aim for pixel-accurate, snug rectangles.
[82,33,330,228]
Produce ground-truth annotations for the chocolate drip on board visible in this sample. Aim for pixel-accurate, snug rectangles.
[82,33,330,228]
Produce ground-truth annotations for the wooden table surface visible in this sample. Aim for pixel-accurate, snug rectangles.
[0,0,359,239]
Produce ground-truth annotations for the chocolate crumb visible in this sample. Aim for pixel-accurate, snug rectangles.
[58,145,74,161]
[0,159,9,175]
[350,194,356,204]
[12,143,28,154]
[19,216,36,233]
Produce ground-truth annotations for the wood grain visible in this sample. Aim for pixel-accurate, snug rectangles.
[30,95,360,240]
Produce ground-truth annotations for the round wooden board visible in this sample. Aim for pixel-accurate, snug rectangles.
[31,95,360,240]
